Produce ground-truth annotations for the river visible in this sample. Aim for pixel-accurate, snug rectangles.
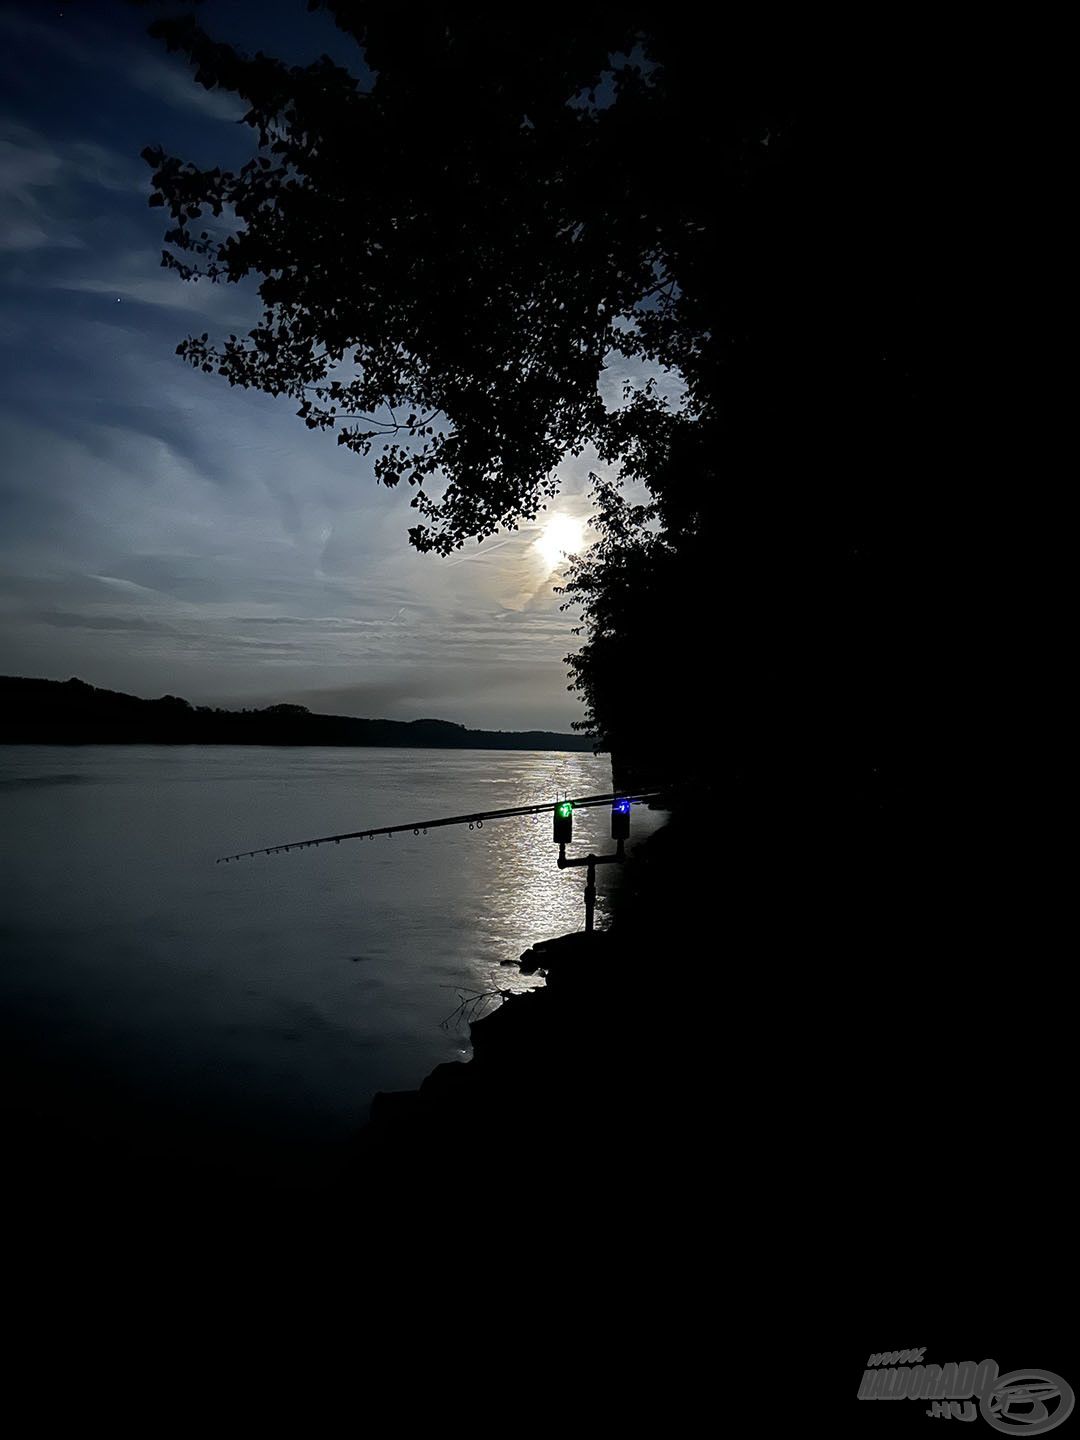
[0,745,666,1191]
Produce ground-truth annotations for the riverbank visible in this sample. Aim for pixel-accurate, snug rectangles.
[335,808,722,1211]
[0,675,594,749]
[331,782,919,1216]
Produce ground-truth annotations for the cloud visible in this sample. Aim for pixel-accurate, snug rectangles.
[64,141,148,195]
[51,255,256,321]
[0,217,81,253]
[266,657,581,730]
[0,121,62,189]
[18,609,181,636]
[127,53,248,123]
[0,8,246,123]
[0,38,596,732]
[0,7,93,68]
[0,121,75,251]
[599,348,688,414]
[0,120,147,252]
[0,381,571,694]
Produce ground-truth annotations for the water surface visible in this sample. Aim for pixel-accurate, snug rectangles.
[0,745,665,1188]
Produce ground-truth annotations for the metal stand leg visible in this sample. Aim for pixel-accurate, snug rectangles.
[557,839,622,936]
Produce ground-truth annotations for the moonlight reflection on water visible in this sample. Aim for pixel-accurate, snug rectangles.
[0,745,667,1186]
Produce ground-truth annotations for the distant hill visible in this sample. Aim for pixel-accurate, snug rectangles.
[0,676,598,752]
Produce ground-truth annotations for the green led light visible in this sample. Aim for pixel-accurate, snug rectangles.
[557,802,573,818]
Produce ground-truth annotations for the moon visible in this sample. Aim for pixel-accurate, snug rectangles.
[535,512,587,570]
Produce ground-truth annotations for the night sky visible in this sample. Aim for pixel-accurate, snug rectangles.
[0,1,669,728]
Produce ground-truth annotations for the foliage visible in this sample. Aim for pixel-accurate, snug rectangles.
[141,5,781,555]
[141,6,935,796]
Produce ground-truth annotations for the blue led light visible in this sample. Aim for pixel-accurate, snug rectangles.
[613,799,631,814]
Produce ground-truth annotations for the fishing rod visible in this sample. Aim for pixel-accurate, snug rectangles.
[216,790,668,864]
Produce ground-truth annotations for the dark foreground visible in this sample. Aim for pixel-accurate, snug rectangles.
[4,801,1071,1419]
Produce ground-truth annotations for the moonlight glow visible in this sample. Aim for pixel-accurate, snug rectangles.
[536,513,587,569]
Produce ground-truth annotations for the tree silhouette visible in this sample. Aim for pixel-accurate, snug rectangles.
[141,5,938,797]
[141,9,795,548]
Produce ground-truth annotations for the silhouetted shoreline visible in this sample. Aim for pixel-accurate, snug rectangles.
[0,675,595,751]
